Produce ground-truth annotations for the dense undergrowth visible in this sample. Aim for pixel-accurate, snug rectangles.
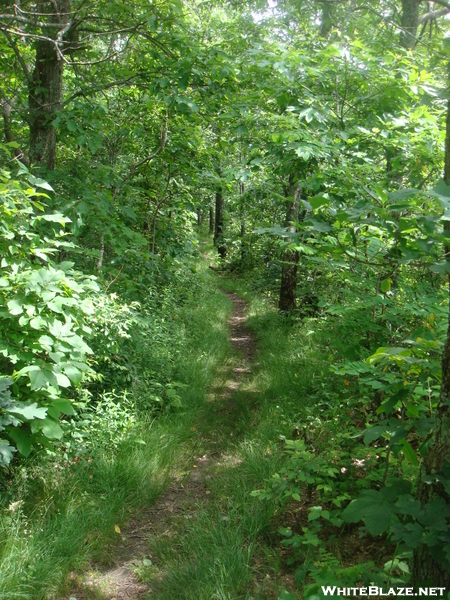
[217,258,449,596]
[0,214,232,599]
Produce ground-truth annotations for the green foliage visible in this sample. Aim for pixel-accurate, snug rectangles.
[0,168,98,466]
[0,269,232,600]
[2,0,450,594]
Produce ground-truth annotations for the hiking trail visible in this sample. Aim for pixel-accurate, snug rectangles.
[65,291,255,600]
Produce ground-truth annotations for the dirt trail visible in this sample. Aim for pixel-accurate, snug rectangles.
[65,291,255,600]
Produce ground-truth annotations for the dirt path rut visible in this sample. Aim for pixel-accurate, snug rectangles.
[65,291,255,600]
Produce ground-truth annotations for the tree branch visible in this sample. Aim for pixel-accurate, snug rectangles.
[419,7,450,23]
[0,14,65,27]
[152,165,172,254]
[427,0,450,9]
[1,29,31,82]
[63,76,136,106]
[129,111,169,173]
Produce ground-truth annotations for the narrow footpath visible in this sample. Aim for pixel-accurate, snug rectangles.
[66,291,257,600]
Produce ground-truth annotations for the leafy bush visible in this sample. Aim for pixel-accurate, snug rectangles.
[0,167,98,466]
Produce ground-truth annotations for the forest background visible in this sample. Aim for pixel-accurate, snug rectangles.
[1,0,450,598]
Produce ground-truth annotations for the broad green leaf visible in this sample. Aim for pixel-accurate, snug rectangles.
[29,368,58,390]
[9,428,32,457]
[308,506,323,521]
[402,441,419,466]
[342,490,392,535]
[61,364,82,384]
[9,403,47,420]
[7,299,23,315]
[380,278,392,293]
[0,439,16,466]
[54,371,71,387]
[47,399,75,419]
[41,418,64,440]
[363,425,386,445]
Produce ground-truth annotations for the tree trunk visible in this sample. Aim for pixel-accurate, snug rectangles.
[197,207,202,227]
[411,93,450,588]
[239,181,246,260]
[319,1,333,38]
[385,146,402,186]
[279,176,301,312]
[2,100,13,144]
[28,1,70,169]
[214,190,226,259]
[399,0,420,49]
[209,205,214,234]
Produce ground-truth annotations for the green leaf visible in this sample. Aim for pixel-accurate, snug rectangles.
[308,506,323,521]
[9,428,32,457]
[28,175,54,191]
[303,219,332,233]
[7,299,23,315]
[342,490,392,535]
[29,368,57,391]
[363,425,385,445]
[39,335,54,348]
[30,317,46,330]
[63,365,82,384]
[429,179,450,205]
[0,439,16,467]
[9,403,47,421]
[278,527,293,537]
[380,278,392,293]
[54,371,71,388]
[41,418,64,440]
[402,441,418,466]
[363,504,392,536]
[47,399,75,419]
[430,262,450,274]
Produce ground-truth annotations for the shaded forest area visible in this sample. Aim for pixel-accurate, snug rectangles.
[1,0,450,597]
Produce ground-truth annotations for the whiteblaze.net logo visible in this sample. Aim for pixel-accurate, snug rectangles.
[321,587,447,597]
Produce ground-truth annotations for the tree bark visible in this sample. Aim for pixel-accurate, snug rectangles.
[411,93,450,588]
[385,146,402,186]
[319,1,333,38]
[2,100,13,144]
[197,207,202,227]
[28,1,71,169]
[279,175,301,312]
[214,190,226,259]
[209,205,214,234]
[399,0,420,49]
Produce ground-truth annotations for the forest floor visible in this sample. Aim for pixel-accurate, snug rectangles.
[63,290,290,600]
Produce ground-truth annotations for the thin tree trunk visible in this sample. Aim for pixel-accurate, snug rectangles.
[209,205,214,234]
[319,1,333,38]
[400,0,420,49]
[2,100,13,144]
[28,1,70,169]
[279,175,301,312]
[411,90,450,588]
[151,167,171,254]
[96,235,104,270]
[197,207,202,227]
[385,146,402,186]
[214,190,226,259]
[239,181,246,261]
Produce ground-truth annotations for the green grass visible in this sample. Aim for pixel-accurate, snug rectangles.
[0,276,232,600]
[144,434,286,600]
[0,242,343,600]
[135,270,332,599]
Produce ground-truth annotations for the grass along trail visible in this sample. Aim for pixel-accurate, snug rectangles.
[64,289,285,600]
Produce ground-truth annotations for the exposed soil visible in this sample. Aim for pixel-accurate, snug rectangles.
[64,291,256,600]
